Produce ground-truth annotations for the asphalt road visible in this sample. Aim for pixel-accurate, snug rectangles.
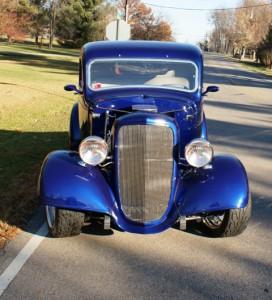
[1,53,272,299]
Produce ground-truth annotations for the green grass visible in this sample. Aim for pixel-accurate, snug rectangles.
[0,42,79,234]
[0,41,79,57]
[240,60,272,77]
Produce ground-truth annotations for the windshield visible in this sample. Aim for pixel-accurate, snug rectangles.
[88,59,198,92]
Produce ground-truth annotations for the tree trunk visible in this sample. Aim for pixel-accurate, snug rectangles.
[35,34,39,46]
[226,40,231,54]
[252,50,256,61]
[7,35,13,44]
[241,47,246,60]
[49,0,56,49]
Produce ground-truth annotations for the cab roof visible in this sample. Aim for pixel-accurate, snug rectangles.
[82,41,203,66]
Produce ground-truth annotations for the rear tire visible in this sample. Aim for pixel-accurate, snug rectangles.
[198,196,252,237]
[45,206,85,238]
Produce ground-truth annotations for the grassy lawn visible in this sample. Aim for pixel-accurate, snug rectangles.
[0,42,79,246]
[240,60,272,77]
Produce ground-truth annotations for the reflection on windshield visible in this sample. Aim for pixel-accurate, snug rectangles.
[89,59,197,92]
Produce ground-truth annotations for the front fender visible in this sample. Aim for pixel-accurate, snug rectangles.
[38,151,116,214]
[178,155,249,215]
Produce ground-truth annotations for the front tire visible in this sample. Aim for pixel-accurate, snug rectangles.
[45,206,85,237]
[198,196,252,237]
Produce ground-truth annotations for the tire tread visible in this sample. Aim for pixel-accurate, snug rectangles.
[222,197,252,237]
[199,196,252,238]
[49,209,85,238]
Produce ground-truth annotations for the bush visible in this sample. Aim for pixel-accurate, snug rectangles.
[257,47,272,69]
[257,26,272,69]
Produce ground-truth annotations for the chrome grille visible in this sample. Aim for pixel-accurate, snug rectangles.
[117,125,173,222]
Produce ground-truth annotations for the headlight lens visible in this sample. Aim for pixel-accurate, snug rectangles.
[185,138,213,168]
[79,136,108,166]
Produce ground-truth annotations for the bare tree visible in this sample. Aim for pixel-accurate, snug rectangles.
[234,0,272,58]
[209,10,236,54]
[209,0,272,59]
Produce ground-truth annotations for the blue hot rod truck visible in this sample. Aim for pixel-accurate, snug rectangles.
[38,41,251,237]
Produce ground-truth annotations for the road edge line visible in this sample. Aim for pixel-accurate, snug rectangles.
[0,223,48,296]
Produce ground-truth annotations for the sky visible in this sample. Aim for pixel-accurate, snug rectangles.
[142,0,240,44]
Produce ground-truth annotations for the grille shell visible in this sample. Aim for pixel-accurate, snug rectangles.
[117,124,174,222]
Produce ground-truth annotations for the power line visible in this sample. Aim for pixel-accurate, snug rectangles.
[143,2,272,12]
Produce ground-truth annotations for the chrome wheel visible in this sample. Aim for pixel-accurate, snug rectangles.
[45,205,56,228]
[203,213,225,229]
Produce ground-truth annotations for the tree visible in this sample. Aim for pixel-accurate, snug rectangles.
[55,0,111,47]
[118,0,174,41]
[257,25,272,68]
[199,39,209,52]
[234,0,272,58]
[208,0,272,58]
[209,9,236,54]
[29,0,49,47]
[0,0,32,43]
[149,20,173,41]
[49,0,58,48]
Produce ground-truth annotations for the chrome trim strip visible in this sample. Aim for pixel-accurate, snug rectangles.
[86,58,199,93]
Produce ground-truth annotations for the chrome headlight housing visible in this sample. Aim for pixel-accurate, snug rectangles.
[185,138,213,168]
[79,136,108,166]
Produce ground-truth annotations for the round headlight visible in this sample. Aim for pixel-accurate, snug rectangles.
[185,138,213,168]
[79,136,108,166]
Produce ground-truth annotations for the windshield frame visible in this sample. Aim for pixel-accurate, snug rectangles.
[86,58,199,93]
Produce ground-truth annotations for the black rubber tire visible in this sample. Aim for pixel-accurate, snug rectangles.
[46,208,85,238]
[199,196,252,238]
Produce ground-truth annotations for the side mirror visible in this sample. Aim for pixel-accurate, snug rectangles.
[202,85,219,96]
[64,84,82,94]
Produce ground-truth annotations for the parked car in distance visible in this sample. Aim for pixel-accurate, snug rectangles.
[38,41,251,238]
